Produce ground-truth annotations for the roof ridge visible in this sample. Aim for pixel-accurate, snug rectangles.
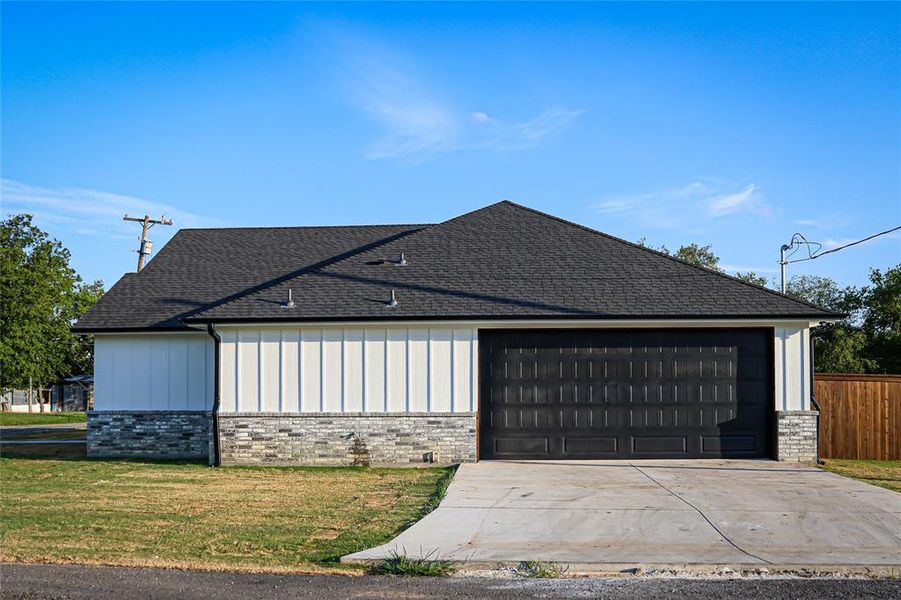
[262,200,513,277]
[501,201,838,316]
[179,222,431,232]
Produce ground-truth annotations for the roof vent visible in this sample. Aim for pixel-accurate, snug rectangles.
[387,289,398,308]
[281,289,296,310]
[396,253,407,267]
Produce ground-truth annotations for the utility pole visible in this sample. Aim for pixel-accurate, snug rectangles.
[780,243,789,293]
[123,214,172,271]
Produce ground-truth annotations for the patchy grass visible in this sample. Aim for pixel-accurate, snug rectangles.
[0,457,454,573]
[369,549,455,576]
[0,413,86,426]
[821,459,901,493]
[517,560,569,579]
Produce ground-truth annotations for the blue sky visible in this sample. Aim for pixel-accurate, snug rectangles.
[2,1,899,290]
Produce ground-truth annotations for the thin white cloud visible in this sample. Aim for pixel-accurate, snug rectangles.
[328,30,581,164]
[475,107,583,152]
[0,178,224,241]
[594,180,772,230]
[707,184,771,218]
[470,111,495,124]
[794,218,825,227]
[346,51,459,163]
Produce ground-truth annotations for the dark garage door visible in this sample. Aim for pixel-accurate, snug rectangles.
[479,329,772,459]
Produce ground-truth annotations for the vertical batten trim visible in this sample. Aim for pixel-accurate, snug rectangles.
[278,330,284,413]
[319,334,324,412]
[234,332,240,413]
[450,328,456,413]
[801,327,809,410]
[362,329,367,413]
[183,338,189,411]
[470,332,476,412]
[340,329,346,413]
[780,328,787,411]
[383,330,389,412]
[257,330,263,412]
[405,329,410,413]
[426,328,432,413]
[297,329,303,412]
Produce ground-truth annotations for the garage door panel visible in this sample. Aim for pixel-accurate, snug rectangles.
[480,329,772,460]
[633,436,688,455]
[494,436,550,455]
[563,436,618,455]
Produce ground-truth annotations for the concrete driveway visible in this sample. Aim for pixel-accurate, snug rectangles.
[345,460,901,567]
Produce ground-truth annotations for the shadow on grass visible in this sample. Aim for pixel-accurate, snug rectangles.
[0,445,210,466]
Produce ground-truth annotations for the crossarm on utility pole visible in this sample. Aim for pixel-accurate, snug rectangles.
[123,214,173,272]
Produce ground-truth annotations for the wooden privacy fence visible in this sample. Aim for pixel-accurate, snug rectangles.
[815,373,901,460]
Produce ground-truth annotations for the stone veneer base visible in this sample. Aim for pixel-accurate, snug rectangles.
[775,410,819,462]
[217,412,477,466]
[87,411,212,460]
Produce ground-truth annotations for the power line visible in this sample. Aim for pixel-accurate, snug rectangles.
[785,225,901,264]
[778,224,900,293]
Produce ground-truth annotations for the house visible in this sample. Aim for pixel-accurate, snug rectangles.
[52,375,93,412]
[73,201,840,465]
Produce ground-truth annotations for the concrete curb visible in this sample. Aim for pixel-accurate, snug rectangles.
[340,558,901,578]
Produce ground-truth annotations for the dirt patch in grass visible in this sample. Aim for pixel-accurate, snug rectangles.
[0,413,86,426]
[821,459,901,493]
[0,458,452,573]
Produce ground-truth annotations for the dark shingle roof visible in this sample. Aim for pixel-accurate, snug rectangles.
[73,224,425,331]
[74,201,840,332]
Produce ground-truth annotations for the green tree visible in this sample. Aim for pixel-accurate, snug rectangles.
[784,268,901,374]
[734,272,770,287]
[784,274,857,315]
[858,265,901,373]
[638,238,771,286]
[672,243,721,271]
[0,215,103,394]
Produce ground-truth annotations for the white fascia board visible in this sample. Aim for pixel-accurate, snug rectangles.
[210,318,826,330]
[93,330,208,337]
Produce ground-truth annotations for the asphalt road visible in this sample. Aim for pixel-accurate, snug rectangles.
[2,564,900,599]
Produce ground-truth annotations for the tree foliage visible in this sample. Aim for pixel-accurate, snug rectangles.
[0,215,103,391]
[672,243,721,271]
[637,238,770,286]
[734,272,770,287]
[785,266,900,374]
[637,236,898,374]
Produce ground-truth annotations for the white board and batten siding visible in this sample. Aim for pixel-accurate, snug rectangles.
[774,325,811,412]
[218,326,478,414]
[93,334,214,411]
[93,323,813,415]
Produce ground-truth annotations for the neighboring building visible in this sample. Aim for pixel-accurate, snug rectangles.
[52,376,93,412]
[0,389,47,413]
[1,377,91,413]
[73,202,840,465]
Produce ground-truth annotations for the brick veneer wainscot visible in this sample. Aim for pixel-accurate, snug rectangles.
[217,413,477,466]
[87,411,211,460]
[775,410,819,462]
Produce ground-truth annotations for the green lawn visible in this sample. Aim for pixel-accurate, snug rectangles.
[0,412,86,426]
[0,457,453,573]
[820,459,901,493]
